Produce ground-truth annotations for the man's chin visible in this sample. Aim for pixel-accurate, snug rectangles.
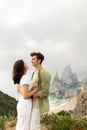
[32,64,35,67]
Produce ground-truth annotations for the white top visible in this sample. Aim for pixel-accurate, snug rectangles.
[20,75,32,91]
[19,75,32,101]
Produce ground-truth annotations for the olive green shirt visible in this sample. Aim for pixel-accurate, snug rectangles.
[32,67,51,114]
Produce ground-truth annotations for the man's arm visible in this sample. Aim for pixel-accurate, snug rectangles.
[33,71,51,98]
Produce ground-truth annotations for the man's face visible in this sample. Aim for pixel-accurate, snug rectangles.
[31,55,40,67]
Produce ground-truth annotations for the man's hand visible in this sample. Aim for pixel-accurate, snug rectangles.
[33,92,39,98]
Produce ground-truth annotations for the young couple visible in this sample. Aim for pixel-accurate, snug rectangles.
[12,52,51,130]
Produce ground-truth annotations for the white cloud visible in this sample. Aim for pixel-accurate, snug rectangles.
[0,0,87,80]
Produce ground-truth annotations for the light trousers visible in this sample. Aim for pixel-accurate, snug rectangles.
[30,108,40,130]
[16,98,32,130]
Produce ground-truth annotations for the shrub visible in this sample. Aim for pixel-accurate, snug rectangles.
[41,111,87,130]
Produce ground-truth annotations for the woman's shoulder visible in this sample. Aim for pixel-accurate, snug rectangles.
[22,74,29,79]
[20,74,30,85]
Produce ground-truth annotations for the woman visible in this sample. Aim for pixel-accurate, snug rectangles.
[12,59,37,130]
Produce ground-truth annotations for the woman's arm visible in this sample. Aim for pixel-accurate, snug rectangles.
[17,84,21,93]
[17,84,37,99]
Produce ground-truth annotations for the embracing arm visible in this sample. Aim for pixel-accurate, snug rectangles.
[17,84,21,93]
[17,84,37,99]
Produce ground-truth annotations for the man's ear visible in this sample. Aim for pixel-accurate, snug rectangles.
[38,59,41,64]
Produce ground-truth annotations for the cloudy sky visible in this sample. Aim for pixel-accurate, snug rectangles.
[0,0,87,80]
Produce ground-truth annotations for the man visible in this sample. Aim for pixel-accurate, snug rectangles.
[30,52,51,130]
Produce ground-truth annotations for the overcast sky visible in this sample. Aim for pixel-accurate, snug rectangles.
[0,0,87,80]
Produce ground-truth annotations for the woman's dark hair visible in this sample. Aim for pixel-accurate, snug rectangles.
[30,52,44,64]
[12,59,25,84]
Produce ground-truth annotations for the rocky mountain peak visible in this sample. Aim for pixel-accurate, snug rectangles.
[50,72,64,94]
[60,65,79,87]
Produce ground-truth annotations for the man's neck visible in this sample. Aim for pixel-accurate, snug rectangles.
[35,64,41,70]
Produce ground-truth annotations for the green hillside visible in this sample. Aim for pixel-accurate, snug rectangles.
[0,91,17,116]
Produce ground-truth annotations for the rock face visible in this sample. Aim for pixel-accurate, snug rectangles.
[0,91,17,116]
[60,65,80,87]
[50,65,81,98]
[50,72,64,98]
[73,79,87,117]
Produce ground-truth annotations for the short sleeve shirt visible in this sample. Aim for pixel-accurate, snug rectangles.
[20,75,32,91]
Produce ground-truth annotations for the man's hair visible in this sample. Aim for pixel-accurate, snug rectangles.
[30,52,44,64]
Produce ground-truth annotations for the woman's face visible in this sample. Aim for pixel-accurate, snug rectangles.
[24,62,29,73]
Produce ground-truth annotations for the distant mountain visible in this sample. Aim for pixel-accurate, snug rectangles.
[60,65,80,87]
[50,65,81,98]
[0,91,17,116]
[50,72,64,98]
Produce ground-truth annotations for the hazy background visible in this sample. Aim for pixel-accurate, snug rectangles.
[0,0,87,83]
